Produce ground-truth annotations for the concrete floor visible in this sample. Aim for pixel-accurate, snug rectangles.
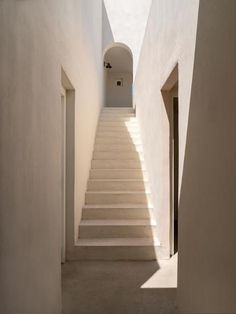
[62,258,177,314]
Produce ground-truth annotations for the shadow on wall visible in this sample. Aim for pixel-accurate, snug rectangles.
[178,1,236,313]
[102,1,114,50]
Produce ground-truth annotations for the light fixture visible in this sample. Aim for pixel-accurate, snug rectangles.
[104,62,112,69]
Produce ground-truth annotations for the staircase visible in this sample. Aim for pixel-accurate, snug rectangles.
[76,107,159,260]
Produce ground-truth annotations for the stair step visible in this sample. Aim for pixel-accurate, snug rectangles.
[77,237,160,246]
[71,237,163,260]
[96,131,139,136]
[93,151,144,160]
[99,121,138,127]
[97,123,138,129]
[79,219,157,238]
[80,219,155,226]
[95,137,141,145]
[72,242,159,260]
[96,132,140,139]
[90,169,147,179]
[97,124,139,130]
[102,108,134,114]
[101,111,134,115]
[100,116,135,121]
[82,204,152,219]
[91,159,145,170]
[85,191,151,205]
[94,144,143,152]
[87,179,149,191]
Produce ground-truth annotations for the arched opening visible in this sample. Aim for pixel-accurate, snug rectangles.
[104,43,133,107]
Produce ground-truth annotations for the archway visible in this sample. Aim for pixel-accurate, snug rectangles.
[104,43,133,107]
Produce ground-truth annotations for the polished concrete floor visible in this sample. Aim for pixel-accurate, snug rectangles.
[62,259,177,314]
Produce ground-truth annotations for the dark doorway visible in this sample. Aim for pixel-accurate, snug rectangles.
[173,97,179,254]
[161,65,179,257]
[61,68,75,263]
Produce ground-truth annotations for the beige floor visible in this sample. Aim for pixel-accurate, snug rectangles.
[62,256,177,314]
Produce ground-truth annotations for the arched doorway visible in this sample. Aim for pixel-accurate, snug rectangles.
[104,43,133,107]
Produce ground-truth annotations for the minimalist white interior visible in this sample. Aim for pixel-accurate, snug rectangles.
[1,1,236,314]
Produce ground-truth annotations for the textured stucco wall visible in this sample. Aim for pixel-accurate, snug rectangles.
[106,72,133,107]
[136,0,236,313]
[178,1,236,313]
[0,1,103,313]
[135,0,199,259]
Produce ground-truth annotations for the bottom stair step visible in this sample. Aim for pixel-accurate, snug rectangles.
[69,238,162,261]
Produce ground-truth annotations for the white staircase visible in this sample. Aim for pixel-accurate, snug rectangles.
[76,108,160,260]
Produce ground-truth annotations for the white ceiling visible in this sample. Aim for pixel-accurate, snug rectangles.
[104,47,133,73]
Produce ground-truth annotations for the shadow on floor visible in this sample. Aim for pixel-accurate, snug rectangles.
[62,261,177,314]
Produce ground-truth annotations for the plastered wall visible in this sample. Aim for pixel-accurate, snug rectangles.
[178,1,236,313]
[0,1,103,313]
[106,72,133,107]
[134,0,199,259]
[135,0,236,313]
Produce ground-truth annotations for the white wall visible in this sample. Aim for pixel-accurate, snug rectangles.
[106,72,133,107]
[136,0,236,313]
[102,1,115,52]
[135,0,199,258]
[0,1,103,313]
[178,1,236,313]
[103,0,152,75]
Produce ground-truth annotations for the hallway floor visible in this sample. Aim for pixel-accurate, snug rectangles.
[62,259,177,314]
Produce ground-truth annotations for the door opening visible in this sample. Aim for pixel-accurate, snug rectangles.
[173,96,179,254]
[61,87,66,263]
[61,68,75,263]
[161,64,179,257]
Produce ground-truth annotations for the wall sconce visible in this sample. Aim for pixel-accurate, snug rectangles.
[104,62,112,69]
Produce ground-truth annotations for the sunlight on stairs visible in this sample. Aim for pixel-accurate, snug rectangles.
[77,107,160,260]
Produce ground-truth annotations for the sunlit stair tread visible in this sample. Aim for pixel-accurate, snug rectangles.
[92,152,144,160]
[102,108,134,112]
[82,205,152,220]
[91,160,146,170]
[98,121,138,125]
[76,237,160,246]
[100,115,136,119]
[83,204,152,209]
[85,190,151,194]
[90,168,146,171]
[80,219,156,226]
[94,146,143,153]
[89,169,148,179]
[95,141,141,144]
[96,130,140,135]
[92,159,144,161]
[95,139,142,144]
[96,135,141,140]
[88,179,148,182]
